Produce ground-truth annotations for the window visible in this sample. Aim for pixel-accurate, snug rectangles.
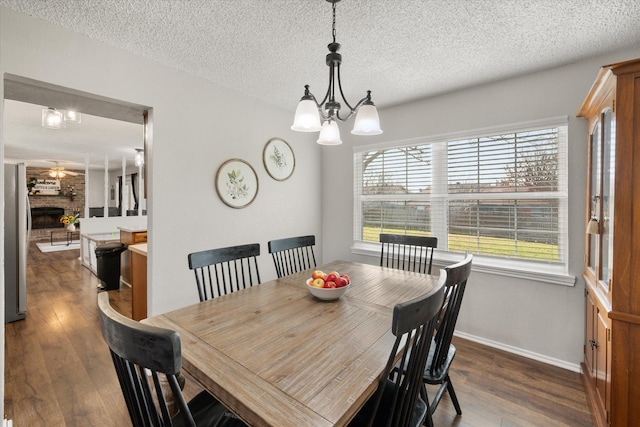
[354,117,569,274]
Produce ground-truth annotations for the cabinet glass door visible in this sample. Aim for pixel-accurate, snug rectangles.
[601,109,614,290]
[588,123,601,274]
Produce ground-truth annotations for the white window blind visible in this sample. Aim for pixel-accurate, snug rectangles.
[354,119,568,267]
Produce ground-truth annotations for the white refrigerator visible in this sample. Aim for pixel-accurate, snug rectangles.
[4,162,29,323]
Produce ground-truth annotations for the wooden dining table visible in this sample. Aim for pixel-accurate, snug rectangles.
[144,260,441,426]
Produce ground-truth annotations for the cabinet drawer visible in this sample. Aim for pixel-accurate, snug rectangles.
[121,231,147,245]
[133,232,147,243]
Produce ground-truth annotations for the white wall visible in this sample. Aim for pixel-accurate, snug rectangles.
[88,165,147,210]
[87,170,106,207]
[0,6,321,411]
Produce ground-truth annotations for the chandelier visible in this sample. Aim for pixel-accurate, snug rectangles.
[42,108,65,129]
[41,107,82,129]
[291,0,382,145]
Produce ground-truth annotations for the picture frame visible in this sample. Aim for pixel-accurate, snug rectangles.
[215,159,259,209]
[263,137,295,181]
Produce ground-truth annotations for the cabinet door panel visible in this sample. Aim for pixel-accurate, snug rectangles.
[595,307,609,410]
[585,291,596,377]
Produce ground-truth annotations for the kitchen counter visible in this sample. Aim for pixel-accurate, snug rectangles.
[117,226,147,233]
[129,243,147,256]
[86,231,121,241]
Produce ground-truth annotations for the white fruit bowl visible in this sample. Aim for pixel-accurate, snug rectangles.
[306,278,351,301]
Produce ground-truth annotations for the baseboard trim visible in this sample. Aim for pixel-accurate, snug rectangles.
[454,331,581,373]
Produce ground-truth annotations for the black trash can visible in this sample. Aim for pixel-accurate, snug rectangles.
[95,242,126,290]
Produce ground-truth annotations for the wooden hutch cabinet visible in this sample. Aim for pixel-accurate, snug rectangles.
[578,58,640,427]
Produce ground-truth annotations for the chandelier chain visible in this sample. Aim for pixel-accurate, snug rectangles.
[332,1,337,43]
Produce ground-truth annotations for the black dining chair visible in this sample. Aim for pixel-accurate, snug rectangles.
[380,233,438,275]
[187,243,261,302]
[349,271,447,427]
[267,235,317,278]
[97,292,247,427]
[422,254,473,427]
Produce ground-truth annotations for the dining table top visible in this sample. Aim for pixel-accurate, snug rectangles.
[144,259,442,427]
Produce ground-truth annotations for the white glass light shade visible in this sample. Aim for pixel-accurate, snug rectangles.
[42,108,65,129]
[49,171,65,179]
[64,110,82,123]
[291,99,322,132]
[317,120,342,145]
[351,104,382,135]
[135,150,144,167]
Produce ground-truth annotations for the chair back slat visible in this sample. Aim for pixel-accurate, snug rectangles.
[365,272,447,427]
[380,233,438,274]
[268,235,316,278]
[429,254,473,378]
[97,292,197,427]
[188,243,261,301]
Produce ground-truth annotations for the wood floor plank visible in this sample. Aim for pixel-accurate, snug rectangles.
[429,339,593,427]
[4,242,594,426]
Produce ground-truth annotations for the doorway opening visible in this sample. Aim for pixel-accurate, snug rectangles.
[2,74,152,334]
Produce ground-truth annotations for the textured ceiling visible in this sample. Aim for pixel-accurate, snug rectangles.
[3,0,640,167]
[5,0,640,110]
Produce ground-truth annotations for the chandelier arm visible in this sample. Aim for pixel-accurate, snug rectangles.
[335,92,375,122]
[335,64,357,113]
[317,65,334,110]
[351,94,374,111]
[317,107,329,121]
[334,109,353,122]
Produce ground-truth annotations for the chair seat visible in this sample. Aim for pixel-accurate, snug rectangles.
[173,390,247,427]
[424,342,456,384]
[349,379,428,427]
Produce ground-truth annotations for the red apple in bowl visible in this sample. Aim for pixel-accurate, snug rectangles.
[334,276,348,288]
[325,273,338,283]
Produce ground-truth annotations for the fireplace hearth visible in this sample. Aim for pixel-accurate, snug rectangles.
[31,207,64,229]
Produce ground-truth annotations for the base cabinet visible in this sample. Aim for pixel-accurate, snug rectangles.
[129,243,147,321]
[582,287,610,426]
[80,233,119,275]
[119,229,147,286]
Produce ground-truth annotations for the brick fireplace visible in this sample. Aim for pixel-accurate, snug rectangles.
[27,166,85,241]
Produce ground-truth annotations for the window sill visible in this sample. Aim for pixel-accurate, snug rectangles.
[351,241,576,287]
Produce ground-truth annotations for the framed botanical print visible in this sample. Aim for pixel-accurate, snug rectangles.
[263,137,295,181]
[215,159,259,208]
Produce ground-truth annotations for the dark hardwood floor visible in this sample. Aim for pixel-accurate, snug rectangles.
[4,242,593,426]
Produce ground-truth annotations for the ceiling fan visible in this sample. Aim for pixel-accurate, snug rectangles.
[41,162,84,179]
